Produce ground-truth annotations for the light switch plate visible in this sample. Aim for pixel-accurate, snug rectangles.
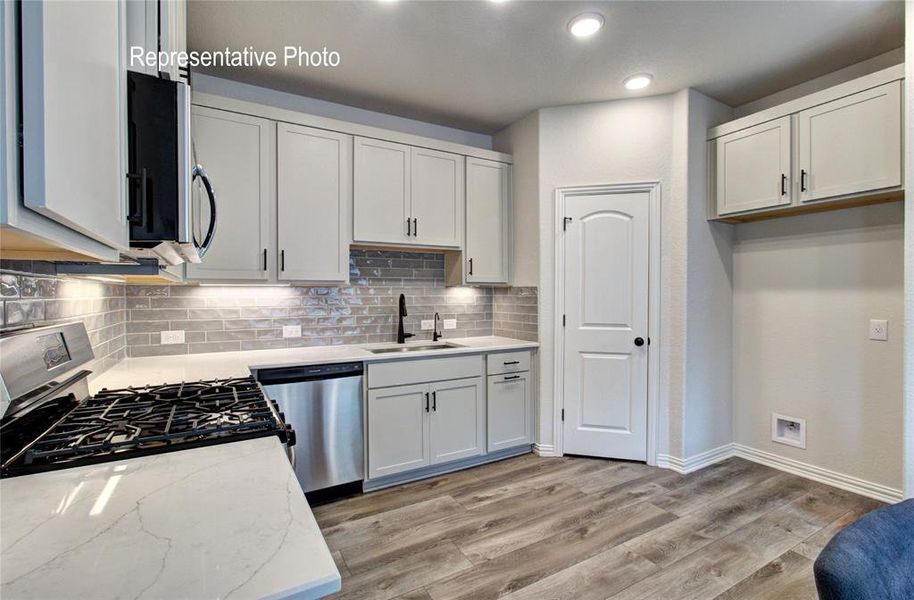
[160,330,185,345]
[420,320,434,330]
[443,319,457,330]
[282,325,302,338]
[869,319,888,341]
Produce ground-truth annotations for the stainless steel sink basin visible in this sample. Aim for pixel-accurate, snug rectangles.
[367,343,462,354]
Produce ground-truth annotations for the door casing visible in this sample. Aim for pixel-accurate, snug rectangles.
[552,182,662,465]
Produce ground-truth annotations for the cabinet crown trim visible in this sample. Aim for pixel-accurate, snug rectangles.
[707,63,903,140]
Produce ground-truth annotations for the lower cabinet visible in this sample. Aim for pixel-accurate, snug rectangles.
[487,371,533,452]
[367,377,484,479]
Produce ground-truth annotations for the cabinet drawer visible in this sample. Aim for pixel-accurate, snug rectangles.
[486,351,531,375]
[368,354,483,388]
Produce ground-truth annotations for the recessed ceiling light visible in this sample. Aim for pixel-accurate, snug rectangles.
[624,73,653,90]
[568,13,604,38]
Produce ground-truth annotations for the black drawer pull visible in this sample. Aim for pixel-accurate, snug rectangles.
[503,360,520,365]
[504,375,521,381]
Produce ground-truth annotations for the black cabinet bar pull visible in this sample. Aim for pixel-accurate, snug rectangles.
[413,218,418,237]
[263,249,267,271]
[281,250,285,271]
[425,392,430,412]
[432,390,436,411]
[503,360,520,365]
[780,173,787,196]
[504,375,521,381]
[406,218,412,236]
[800,169,808,192]
[468,258,473,276]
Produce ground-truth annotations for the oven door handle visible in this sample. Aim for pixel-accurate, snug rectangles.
[192,164,217,258]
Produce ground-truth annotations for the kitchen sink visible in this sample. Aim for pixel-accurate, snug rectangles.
[367,343,463,354]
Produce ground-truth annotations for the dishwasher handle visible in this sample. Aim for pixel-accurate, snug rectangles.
[257,362,364,386]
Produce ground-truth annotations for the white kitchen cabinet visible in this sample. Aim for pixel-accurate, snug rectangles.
[464,158,511,284]
[367,384,430,478]
[20,0,129,252]
[429,377,484,464]
[353,137,411,245]
[797,81,902,204]
[126,0,186,80]
[186,107,273,281]
[713,116,792,216]
[409,147,464,247]
[487,372,533,452]
[277,124,352,282]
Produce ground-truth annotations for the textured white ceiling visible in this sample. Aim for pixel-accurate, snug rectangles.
[187,0,903,133]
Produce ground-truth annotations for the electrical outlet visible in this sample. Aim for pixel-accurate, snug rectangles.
[420,320,434,330]
[282,325,302,338]
[869,319,888,341]
[443,319,457,330]
[160,330,185,345]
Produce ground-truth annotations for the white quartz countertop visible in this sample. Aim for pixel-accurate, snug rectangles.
[90,336,538,392]
[0,437,340,600]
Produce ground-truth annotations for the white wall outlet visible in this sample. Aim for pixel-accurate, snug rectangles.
[771,413,806,449]
[282,325,302,338]
[869,319,888,341]
[443,319,457,330]
[160,330,185,345]
[420,320,434,330]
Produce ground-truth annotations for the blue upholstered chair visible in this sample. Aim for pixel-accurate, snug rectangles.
[814,499,914,600]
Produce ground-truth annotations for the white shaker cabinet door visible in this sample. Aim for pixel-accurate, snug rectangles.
[465,158,511,284]
[277,124,352,282]
[410,147,463,248]
[21,0,128,251]
[353,137,411,245]
[798,81,902,203]
[368,384,430,479]
[185,107,273,281]
[429,377,485,465]
[714,116,792,216]
[487,372,532,452]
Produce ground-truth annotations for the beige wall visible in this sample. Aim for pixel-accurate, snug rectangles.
[904,0,913,499]
[732,203,905,490]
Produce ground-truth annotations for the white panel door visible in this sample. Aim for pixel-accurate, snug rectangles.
[368,384,430,478]
[798,81,902,203]
[715,116,792,216]
[563,190,649,460]
[487,372,532,452]
[429,377,484,465]
[410,147,463,248]
[465,158,510,283]
[277,123,352,282]
[186,107,272,281]
[353,137,411,245]
[21,0,128,251]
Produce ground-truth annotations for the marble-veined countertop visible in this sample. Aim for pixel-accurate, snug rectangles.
[0,437,339,600]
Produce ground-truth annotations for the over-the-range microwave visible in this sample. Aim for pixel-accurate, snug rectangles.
[125,71,217,265]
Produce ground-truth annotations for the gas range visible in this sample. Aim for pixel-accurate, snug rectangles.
[0,323,294,479]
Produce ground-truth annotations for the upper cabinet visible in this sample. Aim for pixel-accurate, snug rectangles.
[714,117,792,216]
[277,123,352,282]
[126,0,187,81]
[463,158,511,284]
[353,138,412,245]
[353,137,463,248]
[797,81,901,204]
[709,65,903,222]
[185,107,274,281]
[20,0,129,251]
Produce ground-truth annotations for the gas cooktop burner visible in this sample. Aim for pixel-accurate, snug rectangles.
[1,377,293,477]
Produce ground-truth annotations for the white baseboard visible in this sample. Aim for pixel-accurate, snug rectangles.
[534,443,557,457]
[657,443,902,504]
[732,443,903,505]
[656,443,734,474]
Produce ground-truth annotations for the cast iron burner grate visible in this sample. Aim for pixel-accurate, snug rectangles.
[4,377,292,476]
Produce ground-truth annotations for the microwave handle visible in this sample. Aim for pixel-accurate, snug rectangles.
[192,164,217,258]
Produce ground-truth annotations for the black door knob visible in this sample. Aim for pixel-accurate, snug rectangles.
[634,337,645,347]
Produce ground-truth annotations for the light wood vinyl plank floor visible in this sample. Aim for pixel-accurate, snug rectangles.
[312,455,883,600]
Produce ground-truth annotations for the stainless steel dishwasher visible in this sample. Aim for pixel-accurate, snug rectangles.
[257,362,363,494]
